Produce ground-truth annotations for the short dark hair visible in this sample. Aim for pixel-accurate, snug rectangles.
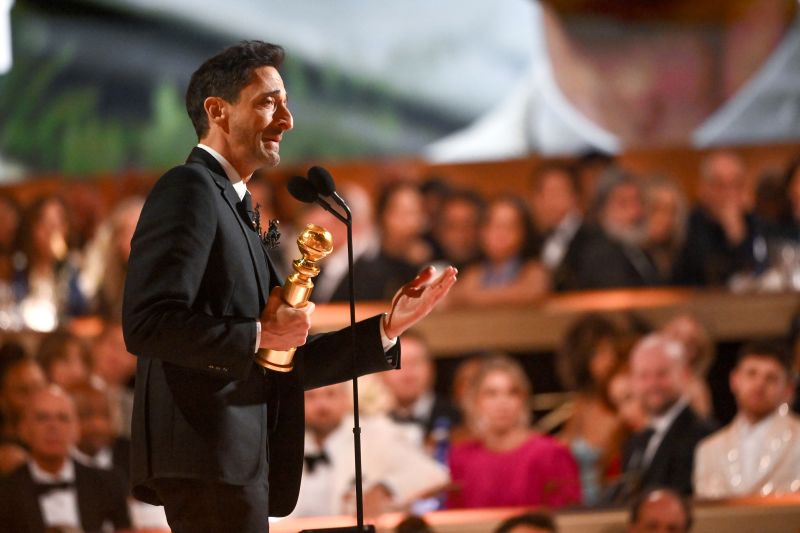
[186,40,285,138]
[629,487,692,531]
[530,161,579,195]
[736,340,793,375]
[495,512,557,533]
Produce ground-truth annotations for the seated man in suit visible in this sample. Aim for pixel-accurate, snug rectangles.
[628,487,693,533]
[0,386,130,532]
[615,333,714,502]
[292,382,449,518]
[694,341,799,498]
[381,331,461,450]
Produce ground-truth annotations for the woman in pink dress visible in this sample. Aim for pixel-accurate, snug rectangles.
[447,355,581,509]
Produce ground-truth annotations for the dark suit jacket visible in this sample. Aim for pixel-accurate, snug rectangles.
[122,148,400,516]
[622,404,714,496]
[0,461,130,533]
[570,227,661,290]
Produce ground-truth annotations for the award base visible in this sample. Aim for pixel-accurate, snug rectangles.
[299,526,375,533]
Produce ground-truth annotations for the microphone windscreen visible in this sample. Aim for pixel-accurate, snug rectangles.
[308,166,336,196]
[287,176,319,203]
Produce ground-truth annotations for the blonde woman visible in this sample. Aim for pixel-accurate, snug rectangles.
[447,355,580,509]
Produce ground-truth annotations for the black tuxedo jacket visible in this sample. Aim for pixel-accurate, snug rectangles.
[0,461,130,533]
[122,148,400,516]
[622,404,714,496]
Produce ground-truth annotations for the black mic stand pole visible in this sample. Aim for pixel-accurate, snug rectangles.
[299,198,373,533]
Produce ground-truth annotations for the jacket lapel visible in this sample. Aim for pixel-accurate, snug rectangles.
[186,148,270,306]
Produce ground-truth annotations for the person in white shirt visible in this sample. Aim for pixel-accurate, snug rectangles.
[290,382,449,518]
[694,341,800,498]
[0,385,130,532]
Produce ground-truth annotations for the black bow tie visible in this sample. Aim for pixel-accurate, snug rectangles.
[304,451,331,474]
[390,412,425,427]
[33,480,74,497]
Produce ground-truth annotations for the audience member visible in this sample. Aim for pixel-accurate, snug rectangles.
[573,169,660,289]
[36,330,92,390]
[557,313,626,506]
[495,511,557,533]
[0,349,47,473]
[430,188,485,271]
[447,355,580,509]
[608,366,648,433]
[447,196,549,307]
[0,192,22,282]
[773,153,800,243]
[292,382,449,518]
[90,322,136,437]
[342,182,427,300]
[612,334,714,502]
[395,514,434,533]
[574,151,617,216]
[381,331,461,449]
[529,162,592,291]
[11,195,88,332]
[419,176,453,239]
[643,177,688,281]
[672,150,767,286]
[80,196,144,321]
[628,487,693,533]
[694,341,799,498]
[660,313,715,420]
[0,386,131,531]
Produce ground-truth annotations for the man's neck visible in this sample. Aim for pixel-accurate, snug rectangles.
[740,404,783,426]
[542,0,796,146]
[32,455,68,476]
[198,138,253,181]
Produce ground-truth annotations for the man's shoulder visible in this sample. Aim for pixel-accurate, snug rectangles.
[673,405,716,439]
[74,460,126,491]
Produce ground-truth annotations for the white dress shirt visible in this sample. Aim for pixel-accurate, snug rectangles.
[643,396,689,467]
[29,459,81,530]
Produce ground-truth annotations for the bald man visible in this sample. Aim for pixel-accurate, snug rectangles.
[0,386,130,532]
[616,334,714,501]
[628,488,692,533]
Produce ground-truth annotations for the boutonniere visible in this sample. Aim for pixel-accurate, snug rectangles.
[254,203,281,249]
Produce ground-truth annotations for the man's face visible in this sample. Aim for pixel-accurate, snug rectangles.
[380,337,433,408]
[436,199,481,263]
[702,153,747,215]
[629,491,689,533]
[603,183,644,239]
[731,355,791,422]
[631,342,687,417]
[20,390,79,464]
[0,360,47,419]
[74,389,115,456]
[304,384,350,439]
[222,65,293,172]
[532,170,578,230]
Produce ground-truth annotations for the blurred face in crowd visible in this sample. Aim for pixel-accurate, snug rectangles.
[20,388,79,470]
[589,336,618,385]
[0,360,47,424]
[31,199,68,264]
[661,314,710,374]
[730,355,792,423]
[601,182,645,242]
[46,339,90,390]
[381,185,427,245]
[380,336,433,409]
[481,200,527,264]
[435,197,482,265]
[628,490,690,533]
[788,167,800,221]
[0,197,19,251]
[531,168,579,231]
[71,385,115,456]
[631,336,689,417]
[92,324,136,386]
[304,384,350,442]
[608,370,648,432]
[473,368,527,436]
[645,183,682,246]
[700,152,748,217]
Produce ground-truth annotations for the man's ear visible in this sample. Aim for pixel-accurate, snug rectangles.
[204,96,227,131]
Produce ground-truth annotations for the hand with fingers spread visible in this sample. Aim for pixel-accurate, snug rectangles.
[383,265,458,339]
[259,286,315,351]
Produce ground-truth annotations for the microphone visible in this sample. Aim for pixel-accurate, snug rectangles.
[288,175,347,224]
[308,166,350,212]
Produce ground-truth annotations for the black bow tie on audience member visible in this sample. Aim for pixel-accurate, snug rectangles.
[390,412,426,427]
[33,481,74,497]
[304,451,331,473]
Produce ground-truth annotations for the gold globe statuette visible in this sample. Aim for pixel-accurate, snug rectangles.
[255,223,333,372]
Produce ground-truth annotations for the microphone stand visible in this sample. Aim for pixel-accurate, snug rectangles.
[300,196,373,533]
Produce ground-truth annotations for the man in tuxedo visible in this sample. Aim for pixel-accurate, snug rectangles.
[0,386,131,532]
[617,334,714,501]
[628,488,693,533]
[122,40,456,533]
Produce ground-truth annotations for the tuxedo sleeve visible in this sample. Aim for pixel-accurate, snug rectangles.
[123,167,257,379]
